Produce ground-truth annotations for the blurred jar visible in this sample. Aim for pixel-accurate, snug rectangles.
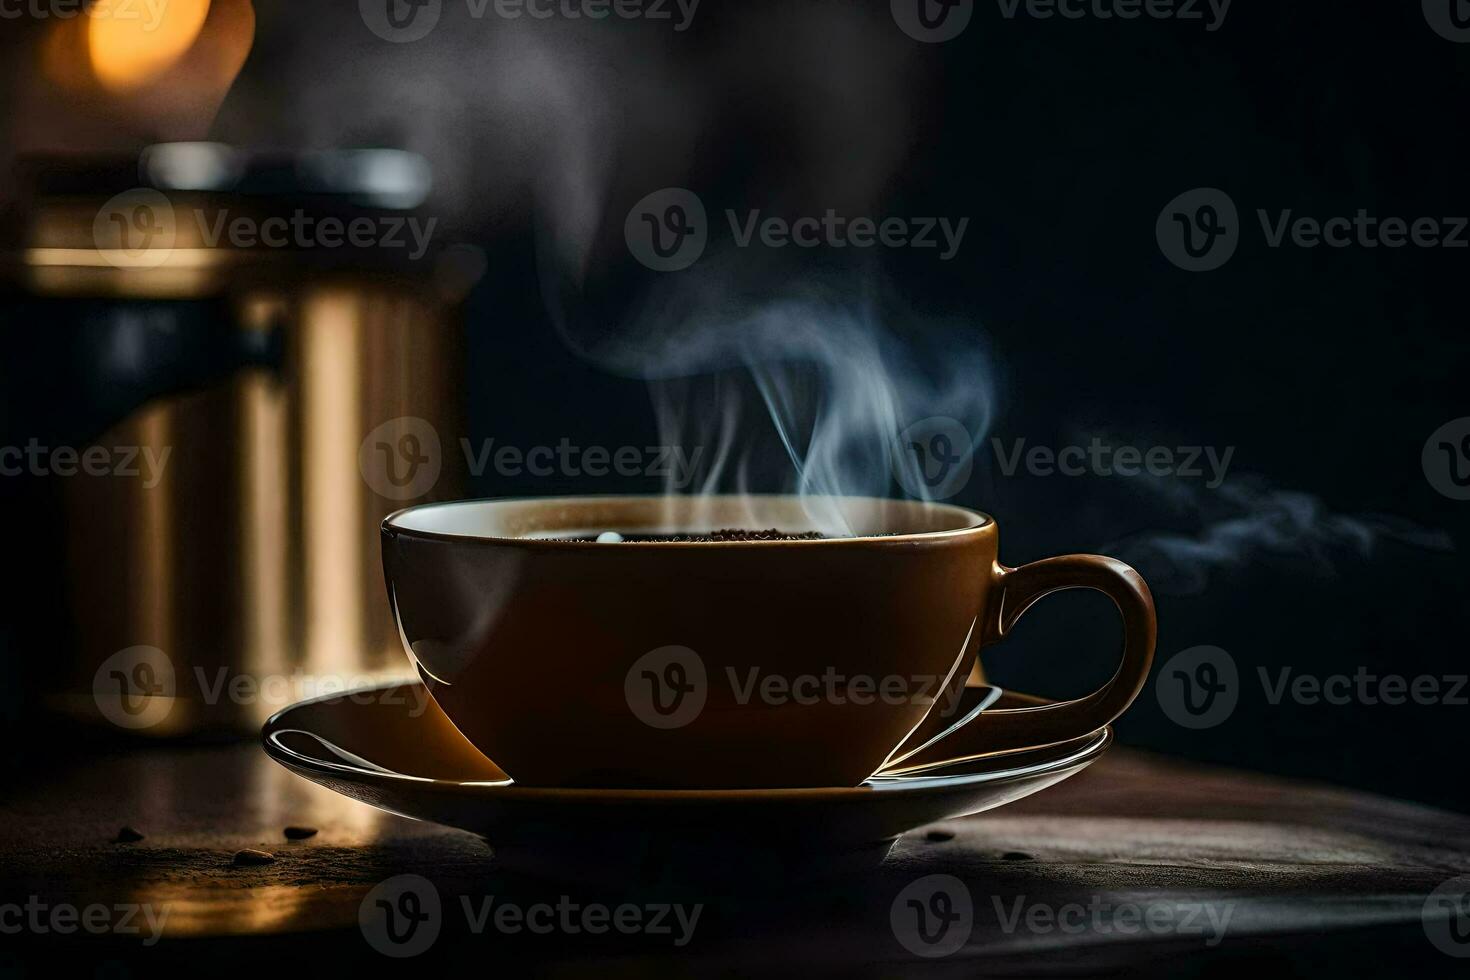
[0,144,482,737]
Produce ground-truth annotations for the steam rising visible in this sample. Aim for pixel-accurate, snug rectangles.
[213,8,1452,575]
[1107,477,1453,595]
[558,270,995,537]
[215,5,971,538]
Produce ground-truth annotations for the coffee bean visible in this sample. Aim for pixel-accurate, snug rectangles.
[232,848,275,867]
[114,826,144,843]
[283,826,318,840]
[925,829,956,842]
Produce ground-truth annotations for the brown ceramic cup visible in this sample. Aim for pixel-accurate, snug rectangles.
[381,495,1155,789]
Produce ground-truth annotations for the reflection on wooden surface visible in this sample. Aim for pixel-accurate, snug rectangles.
[4,740,1470,969]
[1,743,491,939]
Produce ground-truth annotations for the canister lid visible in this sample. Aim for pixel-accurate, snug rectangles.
[18,144,432,210]
[5,144,481,299]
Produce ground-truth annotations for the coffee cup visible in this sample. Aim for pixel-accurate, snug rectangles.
[381,495,1155,789]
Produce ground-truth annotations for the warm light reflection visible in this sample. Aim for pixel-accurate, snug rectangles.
[89,0,213,91]
[302,292,367,678]
[125,762,386,937]
[240,344,290,699]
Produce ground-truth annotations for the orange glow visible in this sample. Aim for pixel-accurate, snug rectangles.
[89,0,213,91]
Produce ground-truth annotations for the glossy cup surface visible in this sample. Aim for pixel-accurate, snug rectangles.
[383,495,996,789]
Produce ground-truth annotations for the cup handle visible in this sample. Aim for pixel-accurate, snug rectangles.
[882,554,1156,774]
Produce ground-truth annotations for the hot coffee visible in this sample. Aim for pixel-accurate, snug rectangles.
[568,528,829,543]
[381,495,1157,788]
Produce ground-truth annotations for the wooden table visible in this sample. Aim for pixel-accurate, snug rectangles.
[2,742,1468,976]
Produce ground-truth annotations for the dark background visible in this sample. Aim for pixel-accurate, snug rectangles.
[3,0,1468,810]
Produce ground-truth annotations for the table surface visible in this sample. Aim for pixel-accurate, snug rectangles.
[3,741,1469,976]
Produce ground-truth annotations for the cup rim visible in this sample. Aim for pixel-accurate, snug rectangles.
[383,494,993,547]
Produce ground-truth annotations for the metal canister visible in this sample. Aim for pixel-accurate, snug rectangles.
[0,144,480,736]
